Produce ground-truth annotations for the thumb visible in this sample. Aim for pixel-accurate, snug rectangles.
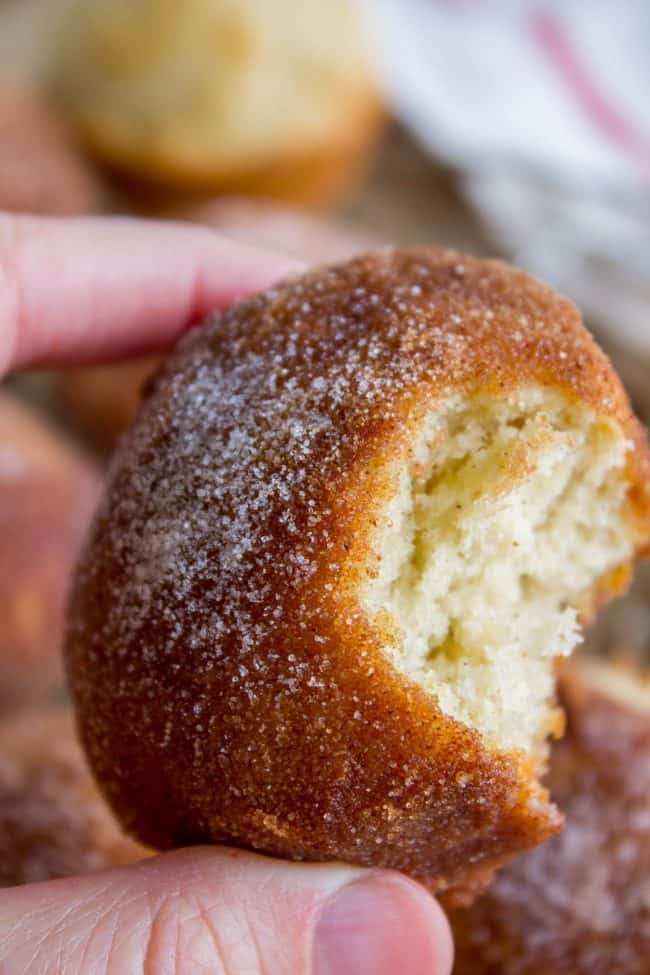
[0,847,453,975]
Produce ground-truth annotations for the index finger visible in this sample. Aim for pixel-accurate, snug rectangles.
[0,213,301,376]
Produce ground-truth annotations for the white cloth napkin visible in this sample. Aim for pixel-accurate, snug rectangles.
[362,0,650,352]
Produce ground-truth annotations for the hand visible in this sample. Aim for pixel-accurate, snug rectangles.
[0,213,453,975]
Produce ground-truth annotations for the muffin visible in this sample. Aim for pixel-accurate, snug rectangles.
[66,247,650,903]
[50,0,382,205]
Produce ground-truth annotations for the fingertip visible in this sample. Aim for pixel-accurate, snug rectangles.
[0,847,453,974]
[313,871,454,975]
[1,214,306,374]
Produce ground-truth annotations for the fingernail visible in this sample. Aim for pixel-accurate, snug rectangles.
[312,873,453,975]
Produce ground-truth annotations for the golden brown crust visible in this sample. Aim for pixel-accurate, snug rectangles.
[0,87,99,216]
[0,393,101,709]
[77,97,383,208]
[66,248,650,902]
[451,659,650,973]
[0,709,146,886]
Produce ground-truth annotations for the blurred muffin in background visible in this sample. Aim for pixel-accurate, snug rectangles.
[0,86,100,215]
[50,0,382,206]
[0,392,101,709]
[585,563,650,664]
[58,198,379,451]
[58,355,158,454]
[451,658,650,975]
[0,709,146,886]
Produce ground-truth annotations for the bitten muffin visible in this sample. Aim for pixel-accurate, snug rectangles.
[0,86,99,215]
[50,0,382,204]
[0,709,146,886]
[0,393,101,709]
[65,247,650,904]
[451,658,650,973]
[58,200,378,451]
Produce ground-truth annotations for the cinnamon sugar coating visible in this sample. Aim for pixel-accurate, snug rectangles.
[66,248,650,902]
[451,661,650,973]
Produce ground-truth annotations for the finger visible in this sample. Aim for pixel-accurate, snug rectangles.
[0,213,301,375]
[0,848,453,975]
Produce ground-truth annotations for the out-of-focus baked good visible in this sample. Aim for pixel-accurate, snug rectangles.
[58,356,158,454]
[0,709,146,886]
[586,561,650,664]
[58,200,379,450]
[50,0,382,204]
[66,247,650,904]
[451,658,650,974]
[0,392,101,709]
[0,86,99,215]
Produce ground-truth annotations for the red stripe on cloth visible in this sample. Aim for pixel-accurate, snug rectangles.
[530,10,650,181]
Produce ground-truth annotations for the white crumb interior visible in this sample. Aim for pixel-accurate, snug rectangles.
[362,386,635,752]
